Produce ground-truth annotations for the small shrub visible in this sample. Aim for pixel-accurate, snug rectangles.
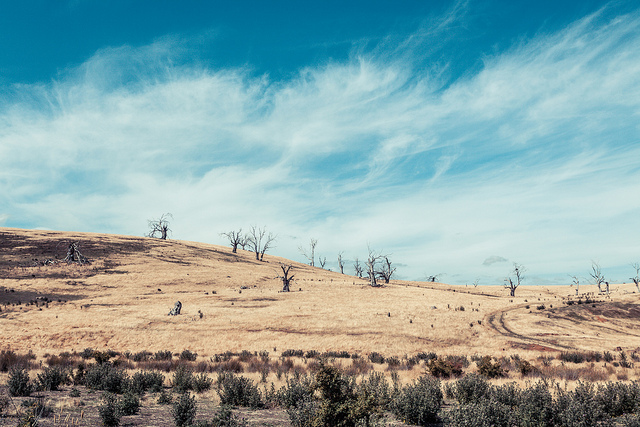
[391,375,442,426]
[281,349,304,358]
[217,373,263,408]
[155,350,173,361]
[98,392,122,427]
[130,370,165,394]
[36,366,70,391]
[85,364,130,394]
[445,399,513,427]
[476,356,506,378]
[157,390,173,405]
[210,405,249,427]
[603,351,614,362]
[559,351,586,364]
[426,358,463,378]
[70,388,81,397]
[119,391,140,416]
[192,373,213,393]
[449,373,489,404]
[368,352,385,364]
[172,365,194,392]
[180,349,198,362]
[172,392,197,427]
[8,367,32,397]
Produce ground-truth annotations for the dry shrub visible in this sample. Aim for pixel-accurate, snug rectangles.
[345,357,372,376]
[45,352,76,368]
[0,349,37,372]
[212,358,244,373]
[540,363,609,381]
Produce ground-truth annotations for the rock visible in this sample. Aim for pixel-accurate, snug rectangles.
[168,301,182,316]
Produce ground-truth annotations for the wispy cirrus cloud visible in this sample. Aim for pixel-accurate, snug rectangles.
[1,6,639,285]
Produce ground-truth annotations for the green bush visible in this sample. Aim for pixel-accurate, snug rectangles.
[391,375,442,426]
[8,367,32,397]
[445,399,514,427]
[158,390,173,405]
[555,381,611,427]
[172,365,194,392]
[210,405,249,426]
[172,392,197,427]
[155,350,173,361]
[98,392,122,427]
[180,349,198,362]
[192,372,213,393]
[517,381,557,427]
[595,381,640,417]
[357,371,392,410]
[35,366,70,391]
[130,370,165,394]
[276,373,315,409]
[85,364,130,394]
[368,352,385,364]
[216,373,263,409]
[119,391,140,415]
[449,373,490,404]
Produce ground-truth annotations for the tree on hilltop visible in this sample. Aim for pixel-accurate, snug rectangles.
[220,229,245,253]
[246,225,276,261]
[147,213,172,240]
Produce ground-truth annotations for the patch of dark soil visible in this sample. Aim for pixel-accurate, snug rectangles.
[0,286,84,306]
[0,230,149,270]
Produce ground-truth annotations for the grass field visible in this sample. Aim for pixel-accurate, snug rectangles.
[2,227,640,425]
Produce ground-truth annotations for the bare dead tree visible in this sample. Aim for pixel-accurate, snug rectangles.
[278,264,294,292]
[570,275,580,296]
[631,263,640,292]
[504,263,525,297]
[64,242,89,265]
[220,229,245,253]
[367,248,383,287]
[147,213,173,240]
[246,225,276,261]
[319,256,327,269]
[299,238,318,267]
[377,256,396,284]
[426,275,440,283]
[337,252,345,274]
[590,262,606,293]
[353,257,363,278]
[472,278,479,288]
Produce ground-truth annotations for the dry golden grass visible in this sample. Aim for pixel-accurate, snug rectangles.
[2,227,640,365]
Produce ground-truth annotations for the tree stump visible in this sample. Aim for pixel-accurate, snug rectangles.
[168,301,182,316]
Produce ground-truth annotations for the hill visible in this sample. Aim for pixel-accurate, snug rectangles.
[2,227,640,359]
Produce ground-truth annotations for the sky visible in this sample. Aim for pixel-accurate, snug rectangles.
[1,1,639,286]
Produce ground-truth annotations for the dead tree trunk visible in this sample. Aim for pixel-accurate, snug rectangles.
[337,252,345,274]
[353,258,363,278]
[279,265,294,292]
[377,256,396,284]
[168,301,182,316]
[64,242,89,265]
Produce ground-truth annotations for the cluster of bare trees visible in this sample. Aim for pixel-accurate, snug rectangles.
[221,226,276,261]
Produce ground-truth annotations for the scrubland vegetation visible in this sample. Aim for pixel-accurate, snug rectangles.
[3,347,640,425]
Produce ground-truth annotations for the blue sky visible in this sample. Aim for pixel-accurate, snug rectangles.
[1,1,639,286]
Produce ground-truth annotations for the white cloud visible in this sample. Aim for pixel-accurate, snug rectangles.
[1,7,640,285]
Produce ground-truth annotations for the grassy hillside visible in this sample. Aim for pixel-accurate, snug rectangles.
[2,227,640,360]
